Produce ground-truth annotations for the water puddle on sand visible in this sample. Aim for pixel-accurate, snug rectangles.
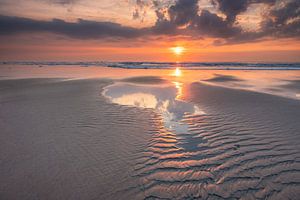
[103,81,205,135]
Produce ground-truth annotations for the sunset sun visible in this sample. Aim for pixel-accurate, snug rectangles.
[171,46,185,55]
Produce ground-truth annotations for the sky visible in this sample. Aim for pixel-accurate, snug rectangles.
[0,0,299,62]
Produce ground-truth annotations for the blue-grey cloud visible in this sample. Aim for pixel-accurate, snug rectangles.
[261,0,300,38]
[168,0,198,26]
[0,15,145,39]
[212,0,276,23]
[0,0,299,44]
[41,0,79,5]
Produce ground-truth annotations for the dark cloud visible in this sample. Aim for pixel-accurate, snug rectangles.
[159,0,241,38]
[42,0,78,5]
[211,0,300,43]
[212,0,276,23]
[261,0,300,38]
[152,0,240,38]
[168,0,198,26]
[0,0,299,44]
[270,1,299,25]
[0,15,145,39]
[152,19,178,35]
[212,0,249,23]
[194,10,241,38]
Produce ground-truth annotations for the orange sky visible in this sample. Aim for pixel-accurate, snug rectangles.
[1,34,299,62]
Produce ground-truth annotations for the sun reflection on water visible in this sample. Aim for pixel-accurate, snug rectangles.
[173,81,183,99]
[174,67,182,77]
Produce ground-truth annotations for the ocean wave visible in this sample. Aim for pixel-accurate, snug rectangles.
[2,61,300,70]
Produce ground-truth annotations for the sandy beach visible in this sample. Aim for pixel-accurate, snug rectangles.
[1,0,300,199]
[0,66,300,199]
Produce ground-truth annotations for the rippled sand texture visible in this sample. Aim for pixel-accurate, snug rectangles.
[131,82,300,199]
[1,78,300,200]
[0,79,156,199]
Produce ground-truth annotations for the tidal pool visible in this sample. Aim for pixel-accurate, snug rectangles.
[103,81,205,135]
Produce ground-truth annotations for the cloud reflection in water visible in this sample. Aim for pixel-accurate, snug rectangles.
[103,82,205,134]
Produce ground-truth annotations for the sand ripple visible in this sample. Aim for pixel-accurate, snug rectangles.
[1,79,299,200]
[107,82,300,199]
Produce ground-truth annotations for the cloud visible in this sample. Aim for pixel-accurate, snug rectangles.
[261,0,300,38]
[132,0,149,21]
[212,0,249,23]
[151,0,241,38]
[168,0,198,26]
[41,0,79,5]
[212,0,276,23]
[158,0,242,38]
[0,0,299,44]
[0,15,145,39]
[194,9,242,38]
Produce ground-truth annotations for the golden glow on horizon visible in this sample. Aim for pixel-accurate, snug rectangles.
[2,36,300,62]
[171,46,185,55]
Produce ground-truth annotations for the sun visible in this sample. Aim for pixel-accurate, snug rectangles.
[171,46,185,55]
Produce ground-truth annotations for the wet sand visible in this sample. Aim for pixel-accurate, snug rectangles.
[1,68,300,199]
